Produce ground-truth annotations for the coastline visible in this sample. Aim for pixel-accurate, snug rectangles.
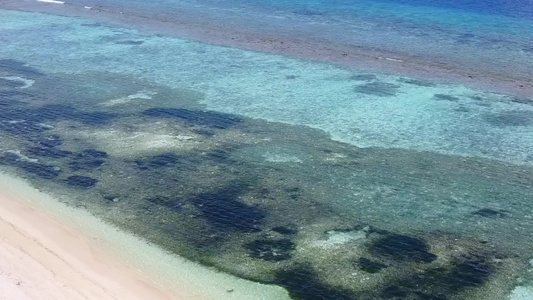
[0,172,291,300]
[0,0,531,98]
[0,1,532,299]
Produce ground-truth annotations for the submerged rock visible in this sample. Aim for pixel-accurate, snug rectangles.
[135,152,182,170]
[354,82,400,97]
[433,94,459,101]
[350,74,377,81]
[36,135,63,148]
[448,260,494,289]
[79,149,108,158]
[472,208,507,218]
[114,40,144,45]
[371,234,436,263]
[399,78,436,87]
[142,107,242,129]
[69,159,105,171]
[376,255,494,299]
[69,149,108,171]
[272,226,298,235]
[484,110,533,127]
[27,146,72,159]
[0,152,60,179]
[33,105,118,125]
[245,239,295,261]
[358,257,387,273]
[0,120,49,136]
[192,184,265,232]
[146,196,183,212]
[0,59,44,77]
[274,265,354,300]
[19,161,60,179]
[66,175,98,188]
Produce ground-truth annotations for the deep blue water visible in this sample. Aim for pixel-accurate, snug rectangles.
[234,0,533,19]
[64,0,533,83]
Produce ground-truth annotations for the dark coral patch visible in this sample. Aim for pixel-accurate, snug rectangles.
[79,149,108,158]
[379,257,494,299]
[355,82,400,97]
[0,152,60,179]
[472,208,507,218]
[350,74,377,81]
[36,135,63,148]
[27,146,72,159]
[142,108,242,129]
[509,96,533,105]
[358,257,387,273]
[115,40,144,45]
[371,234,436,263]
[448,260,493,288]
[135,153,181,170]
[484,110,533,127]
[203,148,233,163]
[292,8,323,16]
[0,59,44,77]
[146,196,183,212]
[192,184,265,232]
[272,226,298,235]
[19,162,60,179]
[382,285,408,298]
[0,104,117,128]
[33,105,118,125]
[0,91,24,107]
[0,120,49,136]
[433,94,459,101]
[69,149,108,171]
[274,266,354,300]
[399,78,436,87]
[245,239,295,261]
[69,159,105,171]
[66,175,98,188]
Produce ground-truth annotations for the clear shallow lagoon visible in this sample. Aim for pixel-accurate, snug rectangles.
[0,1,533,299]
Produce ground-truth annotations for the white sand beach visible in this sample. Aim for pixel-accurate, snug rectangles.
[0,173,290,300]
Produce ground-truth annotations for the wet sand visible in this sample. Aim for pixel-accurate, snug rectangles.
[0,177,188,299]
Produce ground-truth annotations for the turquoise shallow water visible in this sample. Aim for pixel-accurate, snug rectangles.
[0,3,533,300]
[54,0,533,85]
[1,10,532,164]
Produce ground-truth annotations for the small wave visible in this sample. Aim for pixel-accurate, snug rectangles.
[36,0,65,4]
[1,76,35,89]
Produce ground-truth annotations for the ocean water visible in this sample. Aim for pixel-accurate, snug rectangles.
[0,0,532,299]
[35,0,533,86]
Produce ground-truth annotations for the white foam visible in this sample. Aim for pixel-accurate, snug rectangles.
[37,0,65,4]
[1,76,35,89]
[101,91,156,106]
[384,57,403,62]
[5,150,39,163]
[128,91,157,100]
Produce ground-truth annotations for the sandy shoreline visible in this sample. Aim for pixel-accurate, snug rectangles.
[0,173,290,300]
[0,177,189,299]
